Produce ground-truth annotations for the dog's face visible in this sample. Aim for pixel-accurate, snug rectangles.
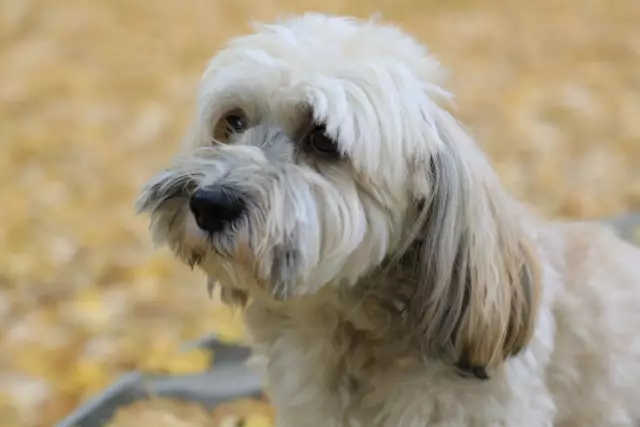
[136,14,451,299]
[137,14,539,371]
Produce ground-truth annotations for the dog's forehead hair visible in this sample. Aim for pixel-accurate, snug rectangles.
[192,13,454,190]
[196,86,291,142]
[240,122,298,164]
[196,93,318,165]
[204,87,314,140]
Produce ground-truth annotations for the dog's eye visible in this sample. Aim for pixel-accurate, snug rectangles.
[213,110,247,143]
[304,125,340,157]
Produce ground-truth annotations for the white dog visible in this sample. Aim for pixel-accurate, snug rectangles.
[136,13,640,427]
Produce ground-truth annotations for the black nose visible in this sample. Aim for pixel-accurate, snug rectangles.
[189,187,245,234]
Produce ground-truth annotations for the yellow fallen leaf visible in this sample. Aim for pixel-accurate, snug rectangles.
[105,398,213,427]
[205,305,247,344]
[73,358,111,395]
[244,413,274,427]
[210,398,274,426]
[215,320,246,344]
[218,416,242,427]
[0,391,21,424]
[139,342,179,373]
[71,287,109,331]
[165,348,212,375]
[9,345,55,380]
[633,226,640,244]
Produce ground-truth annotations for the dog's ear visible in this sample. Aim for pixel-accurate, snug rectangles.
[405,107,541,378]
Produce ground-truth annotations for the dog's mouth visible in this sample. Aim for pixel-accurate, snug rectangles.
[136,155,337,302]
[137,169,260,277]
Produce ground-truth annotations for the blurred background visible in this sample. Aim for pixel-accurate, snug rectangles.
[1,0,639,426]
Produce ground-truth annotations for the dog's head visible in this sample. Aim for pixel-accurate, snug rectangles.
[136,13,540,373]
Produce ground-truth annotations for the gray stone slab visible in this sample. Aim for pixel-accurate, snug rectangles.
[55,336,261,427]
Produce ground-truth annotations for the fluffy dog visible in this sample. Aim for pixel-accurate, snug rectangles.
[136,13,640,427]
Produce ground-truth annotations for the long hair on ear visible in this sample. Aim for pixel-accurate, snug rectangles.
[403,105,541,378]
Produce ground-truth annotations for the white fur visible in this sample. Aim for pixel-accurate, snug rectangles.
[136,13,640,427]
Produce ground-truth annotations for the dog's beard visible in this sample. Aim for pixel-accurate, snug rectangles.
[136,145,397,301]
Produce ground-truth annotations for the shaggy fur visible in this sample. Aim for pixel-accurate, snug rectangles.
[136,13,640,427]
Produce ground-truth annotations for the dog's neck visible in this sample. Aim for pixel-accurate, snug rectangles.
[245,245,491,381]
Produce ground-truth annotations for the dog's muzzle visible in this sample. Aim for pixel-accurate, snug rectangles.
[189,186,245,234]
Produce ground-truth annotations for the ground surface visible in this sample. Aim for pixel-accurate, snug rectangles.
[1,0,640,426]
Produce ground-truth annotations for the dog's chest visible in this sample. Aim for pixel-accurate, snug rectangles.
[245,301,554,427]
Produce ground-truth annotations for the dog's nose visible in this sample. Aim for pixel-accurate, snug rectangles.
[189,187,244,234]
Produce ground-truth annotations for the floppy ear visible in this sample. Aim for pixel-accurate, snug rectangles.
[406,107,541,379]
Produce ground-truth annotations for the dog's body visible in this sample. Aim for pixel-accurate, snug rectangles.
[246,220,640,427]
[136,14,640,426]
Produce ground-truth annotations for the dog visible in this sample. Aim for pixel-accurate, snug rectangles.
[136,13,640,427]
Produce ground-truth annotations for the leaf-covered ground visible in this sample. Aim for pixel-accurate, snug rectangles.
[1,0,639,426]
